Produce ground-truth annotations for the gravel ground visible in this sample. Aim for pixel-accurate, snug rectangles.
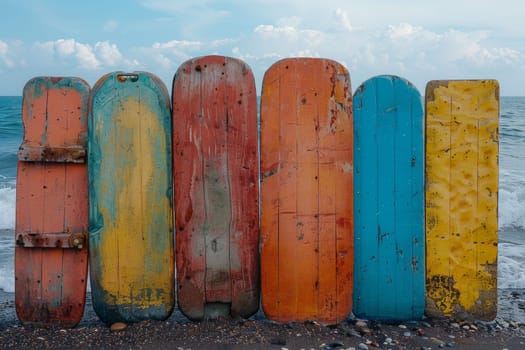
[1,291,524,350]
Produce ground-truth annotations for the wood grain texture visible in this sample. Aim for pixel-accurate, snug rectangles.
[15,77,90,327]
[260,58,353,325]
[425,80,499,320]
[172,55,259,320]
[89,72,174,324]
[353,75,425,320]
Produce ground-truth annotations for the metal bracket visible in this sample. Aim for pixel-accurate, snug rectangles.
[16,232,87,249]
[18,145,86,163]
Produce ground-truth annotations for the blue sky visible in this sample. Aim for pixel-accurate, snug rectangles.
[1,0,524,95]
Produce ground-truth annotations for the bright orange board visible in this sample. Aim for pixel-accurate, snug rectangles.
[260,58,354,325]
[425,80,499,320]
[15,77,90,327]
[172,55,259,320]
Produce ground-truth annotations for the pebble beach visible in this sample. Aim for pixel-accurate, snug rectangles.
[1,290,524,350]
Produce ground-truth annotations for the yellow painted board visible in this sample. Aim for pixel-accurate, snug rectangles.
[89,72,174,324]
[425,80,499,320]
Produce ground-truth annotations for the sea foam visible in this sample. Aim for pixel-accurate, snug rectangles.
[0,186,15,229]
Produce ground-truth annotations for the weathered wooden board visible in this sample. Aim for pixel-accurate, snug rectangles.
[89,72,174,324]
[425,80,499,320]
[353,75,425,320]
[172,55,259,320]
[260,58,353,325]
[15,77,90,327]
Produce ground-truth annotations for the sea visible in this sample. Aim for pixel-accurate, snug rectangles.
[0,95,524,320]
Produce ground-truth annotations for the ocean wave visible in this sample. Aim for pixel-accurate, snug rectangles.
[499,169,525,230]
[0,186,16,229]
[498,243,525,289]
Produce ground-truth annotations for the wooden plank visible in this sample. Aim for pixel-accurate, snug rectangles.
[353,75,425,320]
[172,55,259,320]
[425,80,499,320]
[88,72,174,324]
[15,77,90,327]
[260,58,353,325]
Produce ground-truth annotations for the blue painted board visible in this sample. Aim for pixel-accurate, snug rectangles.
[353,75,424,320]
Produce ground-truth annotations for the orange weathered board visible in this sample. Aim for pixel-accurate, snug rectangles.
[172,55,259,320]
[260,58,354,325]
[15,77,90,327]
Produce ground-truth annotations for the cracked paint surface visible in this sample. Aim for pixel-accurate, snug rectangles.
[425,80,499,320]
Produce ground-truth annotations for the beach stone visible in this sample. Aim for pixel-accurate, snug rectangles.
[398,324,407,329]
[110,322,127,332]
[403,331,412,337]
[347,329,361,337]
[358,343,368,350]
[355,320,367,328]
[450,322,460,329]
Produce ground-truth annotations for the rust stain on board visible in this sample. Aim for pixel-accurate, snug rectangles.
[15,76,90,327]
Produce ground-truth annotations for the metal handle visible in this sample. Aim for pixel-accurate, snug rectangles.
[117,73,139,82]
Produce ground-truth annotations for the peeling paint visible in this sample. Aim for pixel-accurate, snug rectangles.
[425,80,499,321]
[88,72,174,325]
[15,76,90,327]
[173,56,259,321]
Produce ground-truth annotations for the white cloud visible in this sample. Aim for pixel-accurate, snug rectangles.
[0,40,15,68]
[74,42,99,69]
[34,39,100,69]
[31,39,136,70]
[153,39,205,50]
[335,8,353,32]
[94,41,123,66]
[254,24,323,46]
[153,54,172,69]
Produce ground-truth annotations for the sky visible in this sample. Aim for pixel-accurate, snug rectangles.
[1,0,524,96]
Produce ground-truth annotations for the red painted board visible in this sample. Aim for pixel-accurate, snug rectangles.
[172,55,259,320]
[15,77,90,327]
[260,58,354,325]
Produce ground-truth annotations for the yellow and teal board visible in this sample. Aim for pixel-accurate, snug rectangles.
[425,80,499,320]
[88,72,174,324]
